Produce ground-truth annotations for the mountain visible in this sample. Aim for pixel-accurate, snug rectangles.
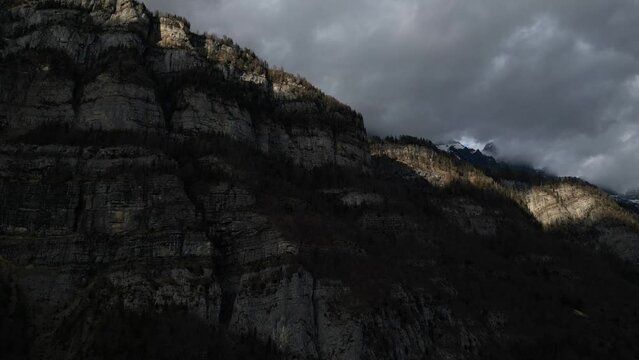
[613,190,639,214]
[2,1,639,359]
[437,140,549,182]
[440,141,639,217]
[377,137,638,230]
[436,140,468,152]
[482,142,498,157]
[437,141,500,170]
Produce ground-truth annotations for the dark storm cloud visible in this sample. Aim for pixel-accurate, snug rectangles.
[144,0,639,193]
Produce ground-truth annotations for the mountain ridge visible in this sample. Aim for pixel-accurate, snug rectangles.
[372,136,639,230]
[1,0,369,169]
[434,137,639,217]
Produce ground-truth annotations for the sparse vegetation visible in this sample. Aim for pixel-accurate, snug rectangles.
[197,33,269,75]
[153,11,192,29]
[371,138,639,231]
[369,134,436,148]
[268,68,362,119]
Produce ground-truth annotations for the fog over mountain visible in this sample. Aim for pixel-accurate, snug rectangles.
[145,0,639,193]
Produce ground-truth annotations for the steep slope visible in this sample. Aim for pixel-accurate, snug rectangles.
[371,138,639,263]
[434,139,638,231]
[438,140,548,182]
[2,2,639,360]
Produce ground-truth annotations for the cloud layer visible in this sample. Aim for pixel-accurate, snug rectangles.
[145,0,639,193]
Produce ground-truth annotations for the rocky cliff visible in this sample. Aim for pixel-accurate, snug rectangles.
[2,2,639,360]
[0,0,369,169]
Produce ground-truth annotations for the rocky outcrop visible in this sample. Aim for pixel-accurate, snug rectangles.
[370,142,496,189]
[521,182,636,228]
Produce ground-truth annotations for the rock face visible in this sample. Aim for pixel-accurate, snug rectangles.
[2,2,639,360]
[77,73,165,131]
[522,182,634,228]
[0,145,217,326]
[0,0,369,170]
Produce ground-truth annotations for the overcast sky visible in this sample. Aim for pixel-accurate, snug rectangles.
[144,0,639,193]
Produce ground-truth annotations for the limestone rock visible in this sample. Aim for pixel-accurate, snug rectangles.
[442,197,497,237]
[172,88,255,142]
[0,69,75,135]
[0,144,216,338]
[154,15,192,49]
[2,0,369,170]
[230,267,319,358]
[77,73,164,131]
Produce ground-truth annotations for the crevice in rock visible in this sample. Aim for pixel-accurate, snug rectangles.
[174,157,237,327]
[71,75,84,117]
[209,231,239,327]
[161,85,177,132]
[217,276,237,325]
[73,182,85,232]
[311,276,322,359]
[209,230,237,326]
[149,75,177,132]
[72,146,86,233]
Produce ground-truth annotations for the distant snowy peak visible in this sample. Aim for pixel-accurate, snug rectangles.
[612,190,639,214]
[436,139,549,182]
[436,141,487,158]
[625,189,639,200]
[436,141,470,152]
[436,140,500,158]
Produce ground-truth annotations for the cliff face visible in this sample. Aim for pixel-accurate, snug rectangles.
[2,2,639,360]
[0,0,369,169]
[0,139,475,359]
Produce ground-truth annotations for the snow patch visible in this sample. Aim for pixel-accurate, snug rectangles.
[437,141,467,152]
